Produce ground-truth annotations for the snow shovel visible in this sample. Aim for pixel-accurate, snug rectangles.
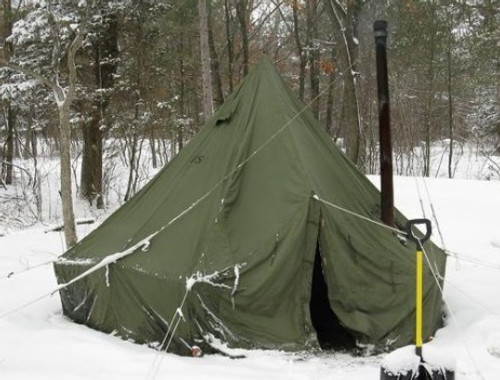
[380,219,455,380]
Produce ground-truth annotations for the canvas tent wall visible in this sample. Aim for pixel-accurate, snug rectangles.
[54,56,447,355]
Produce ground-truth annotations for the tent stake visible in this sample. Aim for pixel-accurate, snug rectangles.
[374,20,394,227]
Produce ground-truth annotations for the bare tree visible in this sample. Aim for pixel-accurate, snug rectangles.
[2,19,85,248]
[323,0,363,166]
[49,18,85,248]
[79,11,118,209]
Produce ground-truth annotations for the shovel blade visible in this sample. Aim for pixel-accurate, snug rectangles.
[380,364,455,380]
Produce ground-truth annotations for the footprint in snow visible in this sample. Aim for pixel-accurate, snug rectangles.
[488,346,500,358]
[490,239,500,250]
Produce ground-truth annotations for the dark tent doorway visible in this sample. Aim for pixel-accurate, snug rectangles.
[310,243,357,350]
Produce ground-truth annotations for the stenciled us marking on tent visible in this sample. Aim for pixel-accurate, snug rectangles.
[54,56,447,356]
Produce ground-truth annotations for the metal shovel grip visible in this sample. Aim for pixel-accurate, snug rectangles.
[405,219,432,245]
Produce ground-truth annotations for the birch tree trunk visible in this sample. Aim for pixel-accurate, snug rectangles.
[58,96,78,248]
[57,26,86,248]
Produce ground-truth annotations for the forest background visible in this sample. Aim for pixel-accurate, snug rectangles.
[0,0,499,248]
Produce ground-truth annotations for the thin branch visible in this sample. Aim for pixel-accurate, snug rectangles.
[328,0,347,18]
[324,1,351,65]
[480,147,500,173]
[249,1,284,41]
[270,0,294,36]
[0,160,33,185]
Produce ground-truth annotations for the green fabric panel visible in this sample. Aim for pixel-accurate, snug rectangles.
[188,200,320,350]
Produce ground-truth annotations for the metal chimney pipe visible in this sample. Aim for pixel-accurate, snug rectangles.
[374,20,394,227]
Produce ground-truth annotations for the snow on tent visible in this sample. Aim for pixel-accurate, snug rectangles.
[54,56,447,356]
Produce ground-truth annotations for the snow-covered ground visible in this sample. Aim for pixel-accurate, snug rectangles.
[1,174,499,379]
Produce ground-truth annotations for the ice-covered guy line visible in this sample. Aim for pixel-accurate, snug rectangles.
[105,265,110,287]
[176,307,185,321]
[186,270,231,291]
[313,194,406,236]
[195,294,237,341]
[53,233,155,295]
[231,264,242,309]
[185,263,245,295]
[57,258,95,266]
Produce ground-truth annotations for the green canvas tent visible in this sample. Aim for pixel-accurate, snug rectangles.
[54,56,446,356]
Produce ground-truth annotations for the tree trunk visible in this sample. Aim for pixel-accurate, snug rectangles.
[208,1,224,108]
[27,105,38,158]
[80,112,103,208]
[150,128,158,169]
[177,125,184,153]
[424,118,431,177]
[59,99,78,248]
[496,49,500,154]
[483,0,499,149]
[496,85,500,154]
[306,0,320,119]
[424,33,437,178]
[177,38,186,152]
[324,48,336,135]
[198,0,214,120]
[123,132,138,202]
[79,12,117,209]
[236,0,250,76]
[57,23,86,248]
[2,105,15,184]
[132,137,145,196]
[224,0,235,92]
[447,36,454,179]
[2,0,15,185]
[292,0,306,102]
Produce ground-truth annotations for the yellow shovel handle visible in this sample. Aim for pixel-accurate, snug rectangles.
[416,249,423,356]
